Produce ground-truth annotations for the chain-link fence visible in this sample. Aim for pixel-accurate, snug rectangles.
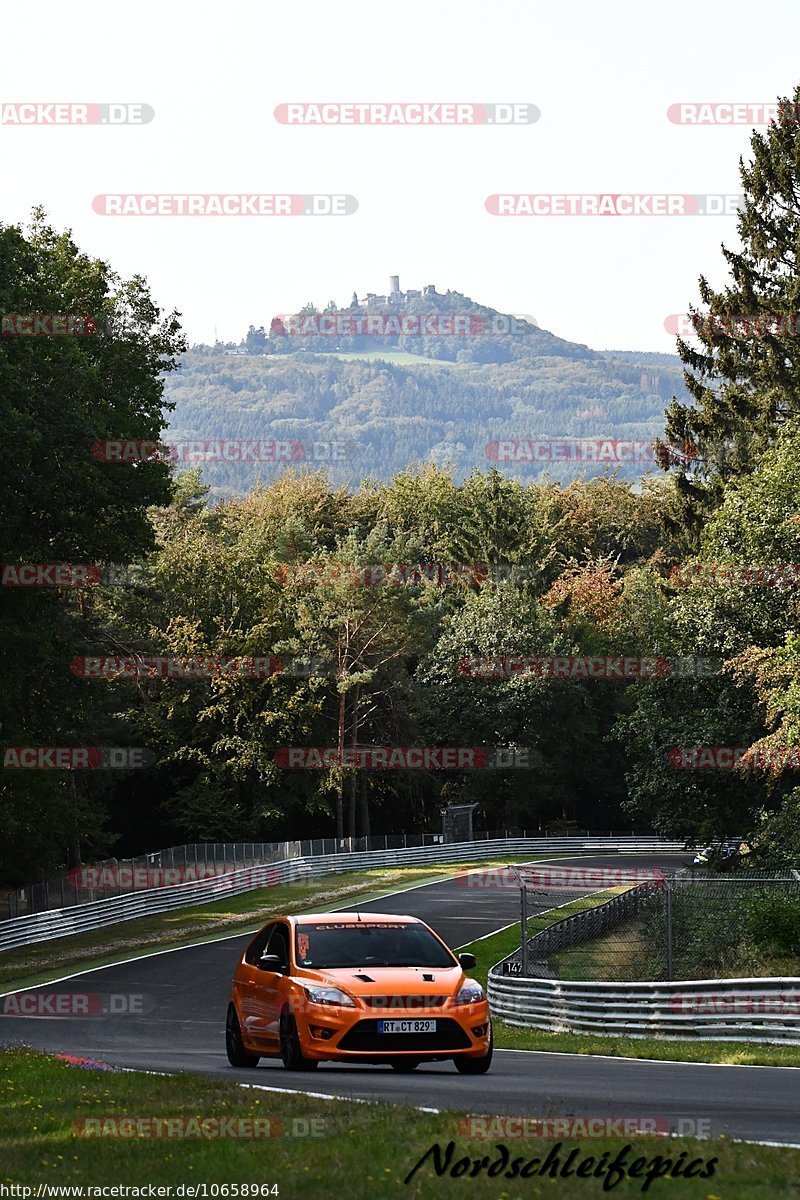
[518,872,800,982]
[0,834,444,919]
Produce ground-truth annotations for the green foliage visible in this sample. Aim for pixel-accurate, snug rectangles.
[661,87,800,533]
[0,211,186,882]
[745,890,800,957]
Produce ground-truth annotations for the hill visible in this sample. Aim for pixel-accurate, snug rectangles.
[162,285,688,497]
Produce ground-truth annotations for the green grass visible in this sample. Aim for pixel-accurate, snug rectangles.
[2,1047,796,1196]
[0,857,552,994]
[552,920,650,981]
[494,1025,800,1067]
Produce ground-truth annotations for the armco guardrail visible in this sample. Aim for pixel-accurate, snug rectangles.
[0,836,684,953]
[4,834,451,919]
[2,829,648,919]
[487,971,800,1044]
[488,873,800,1043]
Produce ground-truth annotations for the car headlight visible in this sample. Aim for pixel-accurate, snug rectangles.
[303,985,357,1007]
[454,979,485,1005]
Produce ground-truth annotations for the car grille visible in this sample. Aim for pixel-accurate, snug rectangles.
[338,1019,471,1052]
[363,995,449,1010]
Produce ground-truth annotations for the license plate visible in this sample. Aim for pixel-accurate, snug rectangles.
[377,1019,437,1034]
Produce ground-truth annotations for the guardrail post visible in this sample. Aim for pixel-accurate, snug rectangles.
[520,885,528,976]
[666,879,673,982]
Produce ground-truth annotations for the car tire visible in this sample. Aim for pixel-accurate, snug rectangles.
[390,1059,420,1072]
[279,1010,319,1071]
[226,1004,260,1068]
[454,1026,493,1075]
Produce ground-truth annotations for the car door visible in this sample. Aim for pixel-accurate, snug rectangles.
[237,922,274,1045]
[249,921,290,1048]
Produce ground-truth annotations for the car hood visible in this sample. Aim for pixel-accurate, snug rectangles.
[293,964,465,995]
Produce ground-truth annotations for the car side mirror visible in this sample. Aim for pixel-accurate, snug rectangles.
[458,952,476,969]
[258,953,286,972]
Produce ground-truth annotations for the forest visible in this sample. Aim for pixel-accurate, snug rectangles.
[3,89,800,886]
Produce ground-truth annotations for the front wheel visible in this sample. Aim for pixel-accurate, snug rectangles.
[226,1004,260,1068]
[454,1026,493,1075]
[279,1011,319,1071]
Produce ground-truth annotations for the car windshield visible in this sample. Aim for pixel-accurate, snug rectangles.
[294,922,457,969]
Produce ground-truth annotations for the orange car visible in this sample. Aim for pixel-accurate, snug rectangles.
[225,911,492,1073]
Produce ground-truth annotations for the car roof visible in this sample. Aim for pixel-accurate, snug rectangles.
[283,912,418,924]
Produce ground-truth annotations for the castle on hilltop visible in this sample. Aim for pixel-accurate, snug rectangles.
[351,276,437,308]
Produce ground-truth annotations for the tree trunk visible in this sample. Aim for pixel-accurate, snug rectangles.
[336,687,346,842]
[348,685,360,840]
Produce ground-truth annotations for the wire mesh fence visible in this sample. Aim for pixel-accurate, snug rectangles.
[0,834,443,919]
[518,871,800,982]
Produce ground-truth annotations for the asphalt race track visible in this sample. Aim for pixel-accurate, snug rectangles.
[2,853,799,1144]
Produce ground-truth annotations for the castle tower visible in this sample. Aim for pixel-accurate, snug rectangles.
[389,275,400,295]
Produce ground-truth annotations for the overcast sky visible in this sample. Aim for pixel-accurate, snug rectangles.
[2,1,798,353]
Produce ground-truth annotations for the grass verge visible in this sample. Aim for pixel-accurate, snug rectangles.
[1,1047,795,1196]
[494,1025,800,1067]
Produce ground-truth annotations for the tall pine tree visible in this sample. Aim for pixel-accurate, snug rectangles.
[658,87,800,536]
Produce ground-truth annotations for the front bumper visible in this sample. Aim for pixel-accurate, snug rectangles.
[296,999,491,1061]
